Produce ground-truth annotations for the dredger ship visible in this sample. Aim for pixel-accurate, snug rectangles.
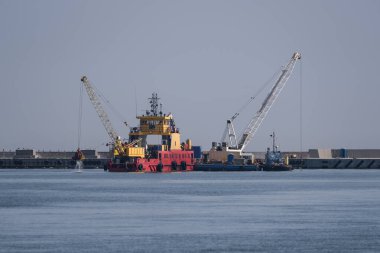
[79,77,194,173]
[106,93,194,172]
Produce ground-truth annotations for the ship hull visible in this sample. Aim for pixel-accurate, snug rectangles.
[107,150,195,173]
[194,164,259,171]
[260,164,293,171]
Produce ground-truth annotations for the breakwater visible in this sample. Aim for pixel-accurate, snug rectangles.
[2,148,380,169]
[0,149,110,169]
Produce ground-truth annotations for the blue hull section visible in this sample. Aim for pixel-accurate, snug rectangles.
[194,164,259,171]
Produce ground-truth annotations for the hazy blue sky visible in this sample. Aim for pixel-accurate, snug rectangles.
[1,0,379,151]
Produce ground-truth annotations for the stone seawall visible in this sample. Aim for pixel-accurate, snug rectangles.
[290,158,380,169]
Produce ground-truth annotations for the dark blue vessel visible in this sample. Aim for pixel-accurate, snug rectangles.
[260,132,293,171]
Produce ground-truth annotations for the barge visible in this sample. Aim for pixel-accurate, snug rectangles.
[194,163,259,171]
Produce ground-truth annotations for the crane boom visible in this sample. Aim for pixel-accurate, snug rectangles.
[80,76,119,142]
[237,52,301,151]
[220,112,239,147]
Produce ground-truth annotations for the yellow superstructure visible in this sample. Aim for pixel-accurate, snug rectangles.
[129,113,182,150]
[131,115,173,136]
[112,93,191,160]
[169,133,181,150]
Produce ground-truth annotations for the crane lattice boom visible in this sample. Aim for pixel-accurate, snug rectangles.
[221,117,238,148]
[237,52,301,151]
[80,76,119,142]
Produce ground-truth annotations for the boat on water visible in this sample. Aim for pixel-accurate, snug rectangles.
[106,93,195,172]
[259,132,293,171]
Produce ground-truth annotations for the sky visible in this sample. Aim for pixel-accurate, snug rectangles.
[0,0,379,152]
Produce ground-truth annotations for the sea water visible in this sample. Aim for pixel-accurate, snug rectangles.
[0,169,379,252]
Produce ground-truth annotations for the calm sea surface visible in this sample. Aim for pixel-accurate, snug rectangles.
[0,169,380,252]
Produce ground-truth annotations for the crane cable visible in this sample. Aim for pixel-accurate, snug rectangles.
[91,82,128,126]
[230,66,283,146]
[232,67,283,120]
[78,83,83,149]
[299,57,303,164]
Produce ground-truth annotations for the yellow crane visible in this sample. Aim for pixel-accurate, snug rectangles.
[80,76,141,157]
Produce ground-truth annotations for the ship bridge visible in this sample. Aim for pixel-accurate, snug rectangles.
[128,93,183,151]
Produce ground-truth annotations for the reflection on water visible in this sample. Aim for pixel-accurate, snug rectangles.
[0,169,380,252]
[75,161,83,172]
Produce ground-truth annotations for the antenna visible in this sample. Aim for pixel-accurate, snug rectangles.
[148,93,160,116]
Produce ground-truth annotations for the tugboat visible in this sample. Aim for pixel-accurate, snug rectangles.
[260,132,293,171]
[106,93,195,172]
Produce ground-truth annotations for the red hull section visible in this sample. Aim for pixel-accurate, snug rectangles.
[108,150,194,173]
